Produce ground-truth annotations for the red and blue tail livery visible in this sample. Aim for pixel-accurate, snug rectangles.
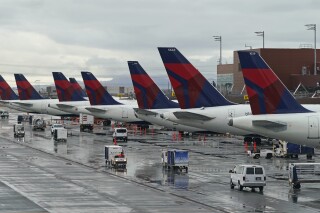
[52,72,86,102]
[81,71,121,105]
[158,47,234,109]
[69,77,87,98]
[128,61,179,109]
[14,74,43,100]
[238,51,310,114]
[0,75,19,100]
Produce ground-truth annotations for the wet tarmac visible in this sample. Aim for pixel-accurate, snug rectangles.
[0,111,319,212]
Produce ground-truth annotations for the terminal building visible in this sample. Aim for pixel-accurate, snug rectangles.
[217,48,320,103]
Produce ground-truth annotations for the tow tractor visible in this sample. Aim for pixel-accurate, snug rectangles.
[105,145,127,168]
[14,123,25,138]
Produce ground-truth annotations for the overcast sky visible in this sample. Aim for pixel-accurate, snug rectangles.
[0,0,318,88]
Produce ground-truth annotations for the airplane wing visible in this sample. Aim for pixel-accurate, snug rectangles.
[13,102,33,107]
[55,103,76,109]
[134,108,158,116]
[173,111,214,121]
[85,107,107,114]
[252,120,287,130]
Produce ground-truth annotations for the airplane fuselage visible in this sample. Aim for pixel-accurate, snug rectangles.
[230,112,320,148]
[162,104,320,137]
[11,99,75,116]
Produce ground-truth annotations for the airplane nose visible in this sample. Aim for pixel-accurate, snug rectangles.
[228,118,233,126]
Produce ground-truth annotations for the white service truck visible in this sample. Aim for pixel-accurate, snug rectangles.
[105,145,127,168]
[80,113,94,132]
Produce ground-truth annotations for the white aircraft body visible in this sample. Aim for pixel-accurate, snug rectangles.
[163,104,320,137]
[229,112,320,148]
[12,99,76,116]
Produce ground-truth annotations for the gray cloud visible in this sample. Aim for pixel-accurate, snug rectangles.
[0,0,318,87]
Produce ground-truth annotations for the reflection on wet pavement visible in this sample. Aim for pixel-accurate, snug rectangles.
[1,112,320,212]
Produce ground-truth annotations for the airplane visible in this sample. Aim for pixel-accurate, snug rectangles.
[12,74,77,116]
[229,51,320,148]
[49,72,136,116]
[48,72,90,114]
[157,47,320,143]
[76,71,149,125]
[69,77,87,98]
[128,61,206,132]
[0,75,33,112]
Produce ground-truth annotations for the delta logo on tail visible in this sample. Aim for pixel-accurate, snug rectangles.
[238,51,310,114]
[52,72,86,102]
[14,74,43,100]
[69,77,87,97]
[128,61,179,109]
[0,75,19,100]
[158,47,234,109]
[81,71,121,105]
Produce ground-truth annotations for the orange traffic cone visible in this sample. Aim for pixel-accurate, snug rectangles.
[113,137,117,145]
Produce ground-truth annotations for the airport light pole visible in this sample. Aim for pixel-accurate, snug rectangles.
[213,36,222,65]
[255,31,264,48]
[245,44,252,49]
[305,24,317,75]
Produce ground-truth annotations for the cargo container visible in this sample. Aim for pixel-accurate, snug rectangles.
[53,128,67,142]
[162,149,188,172]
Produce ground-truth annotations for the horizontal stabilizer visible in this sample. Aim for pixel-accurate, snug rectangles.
[134,108,158,116]
[173,111,214,121]
[85,107,107,114]
[14,102,33,107]
[55,104,76,109]
[252,120,287,129]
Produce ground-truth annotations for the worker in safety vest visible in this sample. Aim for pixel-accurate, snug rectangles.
[117,151,124,158]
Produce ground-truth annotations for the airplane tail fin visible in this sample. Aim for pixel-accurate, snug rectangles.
[0,75,19,100]
[238,51,310,114]
[158,47,234,109]
[14,74,43,100]
[52,72,86,102]
[128,61,179,109]
[69,77,87,97]
[81,71,121,105]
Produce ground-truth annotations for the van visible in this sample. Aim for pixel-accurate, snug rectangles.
[113,128,128,142]
[230,164,266,192]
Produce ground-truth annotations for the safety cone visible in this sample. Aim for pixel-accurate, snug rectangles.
[113,137,117,145]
